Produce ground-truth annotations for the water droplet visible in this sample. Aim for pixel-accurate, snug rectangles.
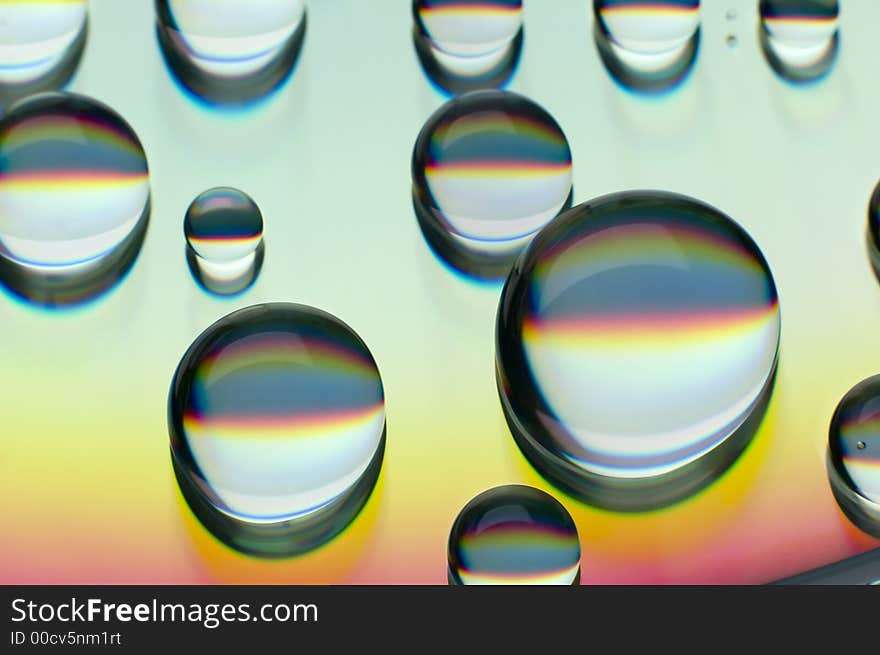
[169,303,387,557]
[155,0,307,105]
[593,0,701,93]
[184,187,264,296]
[726,8,738,20]
[759,0,839,84]
[0,0,88,109]
[496,191,780,511]
[412,90,572,280]
[413,0,523,95]
[447,485,580,585]
[865,181,880,283]
[0,92,150,307]
[726,34,738,47]
[828,375,880,538]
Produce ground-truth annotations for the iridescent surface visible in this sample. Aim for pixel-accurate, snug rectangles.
[496,191,780,510]
[448,485,580,585]
[184,187,264,296]
[412,90,572,279]
[593,0,701,92]
[0,92,150,306]
[759,0,839,83]
[155,0,307,105]
[169,303,386,557]
[828,376,880,538]
[0,0,88,108]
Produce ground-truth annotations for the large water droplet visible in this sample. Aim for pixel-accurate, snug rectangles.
[593,0,701,93]
[0,0,88,110]
[169,303,386,557]
[413,0,523,94]
[184,187,264,296]
[412,90,572,280]
[759,0,839,84]
[0,92,150,307]
[866,180,880,284]
[828,376,880,538]
[155,0,307,105]
[447,485,581,585]
[496,191,780,511]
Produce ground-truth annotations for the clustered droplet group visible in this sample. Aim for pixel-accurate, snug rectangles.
[0,1,876,585]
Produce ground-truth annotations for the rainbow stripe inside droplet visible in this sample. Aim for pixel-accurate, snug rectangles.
[595,0,701,54]
[0,93,150,271]
[448,485,580,585]
[416,0,523,57]
[829,379,880,508]
[497,192,780,492]
[185,187,263,263]
[171,304,386,526]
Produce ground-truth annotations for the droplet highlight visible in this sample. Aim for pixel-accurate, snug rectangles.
[447,485,581,585]
[0,0,89,110]
[759,0,839,84]
[412,90,572,280]
[593,0,701,93]
[496,191,780,511]
[169,303,386,557]
[0,92,150,307]
[155,0,307,105]
[184,187,264,296]
[828,375,880,538]
[413,0,523,94]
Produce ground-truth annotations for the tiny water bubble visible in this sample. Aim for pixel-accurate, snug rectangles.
[447,485,581,585]
[155,0,307,105]
[759,0,839,84]
[413,0,523,94]
[0,0,88,109]
[0,92,150,307]
[593,0,701,93]
[169,303,387,557]
[828,376,880,538]
[495,191,780,511]
[184,187,264,296]
[411,90,572,280]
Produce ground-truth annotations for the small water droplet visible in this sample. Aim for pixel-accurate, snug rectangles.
[593,0,701,93]
[184,187,264,296]
[726,34,738,47]
[726,8,738,20]
[0,0,88,109]
[155,0,307,105]
[759,0,839,84]
[0,92,150,307]
[496,191,780,511]
[828,376,880,538]
[412,90,572,280]
[447,485,581,585]
[169,303,387,557]
[865,181,880,283]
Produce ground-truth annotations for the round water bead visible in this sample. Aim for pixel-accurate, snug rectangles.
[155,0,307,105]
[447,485,580,585]
[828,376,880,538]
[414,0,523,58]
[412,90,572,280]
[0,92,150,307]
[496,191,780,511]
[169,303,386,557]
[759,0,839,83]
[184,187,264,296]
[593,0,701,93]
[0,0,88,108]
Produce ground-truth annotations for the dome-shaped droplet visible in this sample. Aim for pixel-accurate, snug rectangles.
[0,0,88,109]
[0,92,150,307]
[184,187,264,296]
[412,90,572,280]
[759,0,839,83]
[169,303,386,557]
[496,191,780,511]
[828,376,880,538]
[866,180,880,284]
[593,0,701,93]
[413,0,523,94]
[447,485,581,585]
[155,0,307,105]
